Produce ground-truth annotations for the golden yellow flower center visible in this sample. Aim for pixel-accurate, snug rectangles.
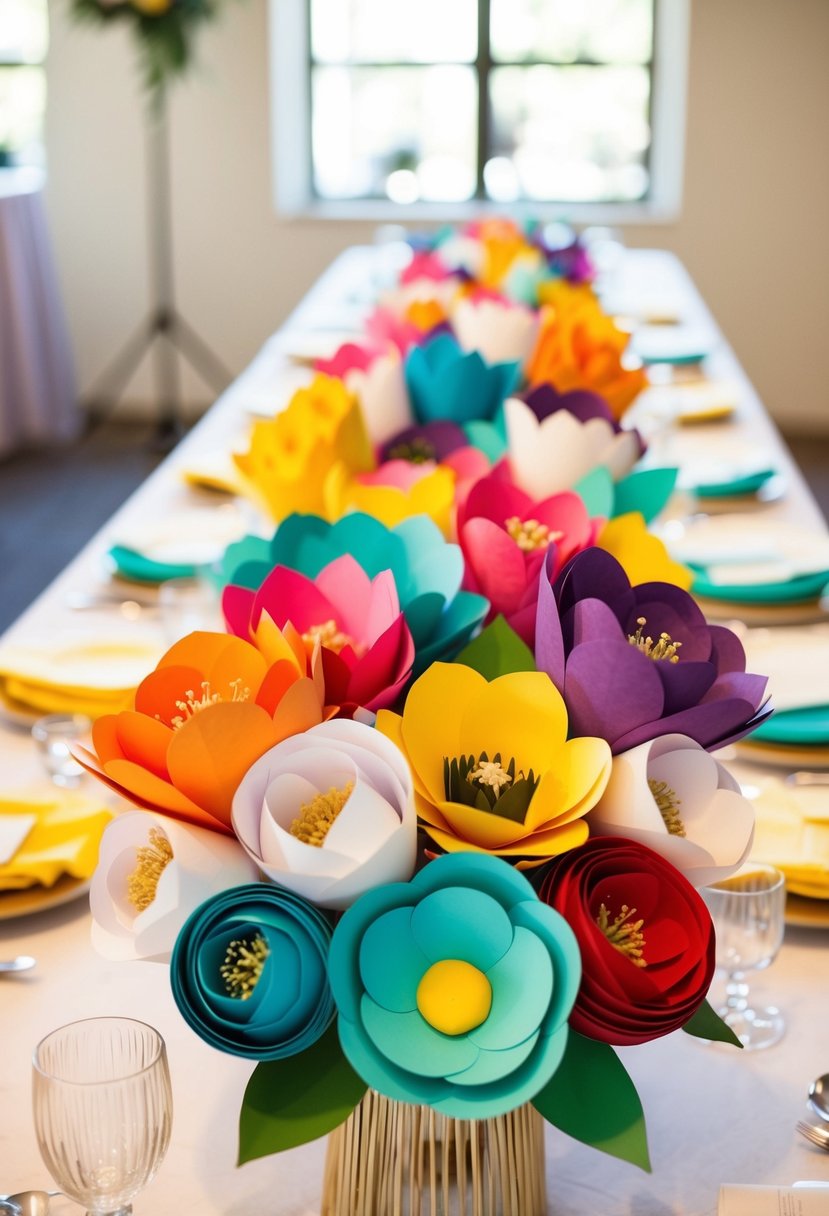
[627,617,682,663]
[504,516,563,553]
[301,619,361,656]
[596,903,647,968]
[169,678,250,730]
[220,934,270,1000]
[290,781,354,846]
[648,778,686,837]
[126,828,173,913]
[469,759,514,796]
[417,959,492,1036]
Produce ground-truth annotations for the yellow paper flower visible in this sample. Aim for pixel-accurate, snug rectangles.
[233,375,374,523]
[528,284,647,420]
[324,461,457,538]
[475,218,536,288]
[597,512,693,590]
[377,662,612,865]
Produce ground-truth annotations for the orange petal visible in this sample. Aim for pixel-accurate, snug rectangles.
[103,757,217,826]
[166,702,278,829]
[114,711,173,781]
[271,677,325,742]
[256,660,301,716]
[135,665,206,725]
[91,714,127,764]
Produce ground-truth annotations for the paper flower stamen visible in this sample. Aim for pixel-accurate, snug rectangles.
[220,933,270,1000]
[648,778,686,837]
[127,828,173,913]
[416,959,492,1036]
[290,782,354,847]
[596,903,647,969]
[385,437,437,464]
[444,752,539,818]
[170,678,250,730]
[504,517,563,553]
[300,620,362,657]
[627,618,682,664]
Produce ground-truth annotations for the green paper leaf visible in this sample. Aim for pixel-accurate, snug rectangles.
[613,467,679,524]
[573,466,614,519]
[454,616,535,680]
[532,1029,651,1171]
[237,1023,366,1163]
[682,999,743,1049]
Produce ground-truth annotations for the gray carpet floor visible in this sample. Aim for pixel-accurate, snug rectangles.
[1,422,828,637]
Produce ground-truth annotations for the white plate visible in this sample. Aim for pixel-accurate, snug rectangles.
[111,504,249,567]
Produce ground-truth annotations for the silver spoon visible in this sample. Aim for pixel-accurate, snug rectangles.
[809,1073,829,1122]
[0,1192,60,1216]
[0,956,36,974]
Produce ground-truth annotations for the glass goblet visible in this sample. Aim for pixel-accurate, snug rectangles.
[32,1017,173,1215]
[702,864,786,1050]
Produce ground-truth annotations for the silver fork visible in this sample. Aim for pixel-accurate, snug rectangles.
[796,1120,829,1150]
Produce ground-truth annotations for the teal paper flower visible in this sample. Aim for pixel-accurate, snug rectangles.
[405,334,520,426]
[170,883,335,1061]
[219,513,488,678]
[329,853,581,1118]
[574,465,678,524]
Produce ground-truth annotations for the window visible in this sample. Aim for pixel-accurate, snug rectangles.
[0,0,48,168]
[272,0,689,220]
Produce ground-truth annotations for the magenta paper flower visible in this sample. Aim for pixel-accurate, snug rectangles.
[400,250,455,285]
[535,548,772,753]
[315,341,382,380]
[458,465,600,644]
[223,555,415,716]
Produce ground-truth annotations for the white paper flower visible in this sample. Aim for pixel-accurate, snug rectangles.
[452,298,540,369]
[346,351,413,445]
[587,733,755,887]
[504,397,641,500]
[380,277,458,320]
[434,234,485,278]
[90,812,259,962]
[231,718,416,910]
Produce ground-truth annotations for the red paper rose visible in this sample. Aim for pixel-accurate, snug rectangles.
[537,837,715,1045]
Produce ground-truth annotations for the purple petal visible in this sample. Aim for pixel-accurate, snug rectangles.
[564,640,664,744]
[625,597,712,662]
[612,698,762,754]
[632,581,707,631]
[701,671,768,709]
[570,598,627,648]
[654,659,717,715]
[710,701,775,751]
[554,549,634,620]
[535,549,565,690]
[707,624,748,675]
[521,383,617,428]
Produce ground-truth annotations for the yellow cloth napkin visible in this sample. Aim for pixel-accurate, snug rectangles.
[750,781,829,898]
[0,793,112,890]
[0,636,161,717]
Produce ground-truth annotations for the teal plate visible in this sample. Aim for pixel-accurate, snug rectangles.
[691,567,829,604]
[108,545,201,584]
[750,704,829,746]
[693,469,776,499]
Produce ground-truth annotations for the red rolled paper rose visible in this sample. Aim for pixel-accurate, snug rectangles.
[537,836,715,1045]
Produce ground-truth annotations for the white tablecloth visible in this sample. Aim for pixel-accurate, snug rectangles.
[0,248,827,1214]
[0,168,79,457]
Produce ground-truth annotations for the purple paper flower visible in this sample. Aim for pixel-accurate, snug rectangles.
[535,548,771,754]
[522,384,646,458]
[379,421,469,465]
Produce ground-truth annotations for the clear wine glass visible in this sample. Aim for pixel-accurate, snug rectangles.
[32,1017,173,1215]
[702,864,786,1050]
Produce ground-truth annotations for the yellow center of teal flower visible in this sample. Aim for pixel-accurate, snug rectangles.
[416,959,492,1035]
[596,903,647,968]
[627,617,682,663]
[220,933,270,1000]
[504,516,563,552]
[648,778,686,837]
[290,782,354,846]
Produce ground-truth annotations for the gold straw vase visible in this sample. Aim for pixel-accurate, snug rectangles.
[321,1091,547,1216]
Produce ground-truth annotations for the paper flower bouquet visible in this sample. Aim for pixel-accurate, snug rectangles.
[76,222,771,1205]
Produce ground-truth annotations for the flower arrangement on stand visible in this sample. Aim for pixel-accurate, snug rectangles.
[75,219,771,1214]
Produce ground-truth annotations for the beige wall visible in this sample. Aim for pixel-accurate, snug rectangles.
[44,0,829,431]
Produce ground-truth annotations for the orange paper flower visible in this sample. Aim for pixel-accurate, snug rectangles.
[527,285,647,420]
[74,631,328,834]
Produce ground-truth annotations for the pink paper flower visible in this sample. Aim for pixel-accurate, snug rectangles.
[314,341,382,380]
[365,307,424,357]
[223,555,415,716]
[458,466,600,644]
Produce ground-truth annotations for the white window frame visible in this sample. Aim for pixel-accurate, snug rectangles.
[270,0,689,224]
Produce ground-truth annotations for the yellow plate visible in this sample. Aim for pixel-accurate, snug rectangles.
[735,739,829,769]
[786,893,829,930]
[0,873,91,920]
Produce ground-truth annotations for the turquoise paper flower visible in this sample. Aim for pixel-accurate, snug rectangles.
[170,883,335,1061]
[405,334,520,426]
[219,513,488,678]
[574,465,678,524]
[328,853,581,1118]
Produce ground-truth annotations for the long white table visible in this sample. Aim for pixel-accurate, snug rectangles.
[1,249,828,1215]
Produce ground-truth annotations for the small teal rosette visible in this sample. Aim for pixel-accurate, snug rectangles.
[405,334,520,426]
[328,853,581,1118]
[170,883,335,1060]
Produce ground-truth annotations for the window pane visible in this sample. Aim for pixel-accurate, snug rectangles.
[312,65,477,202]
[491,0,652,64]
[0,0,48,63]
[488,65,650,202]
[0,66,45,164]
[311,0,477,64]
